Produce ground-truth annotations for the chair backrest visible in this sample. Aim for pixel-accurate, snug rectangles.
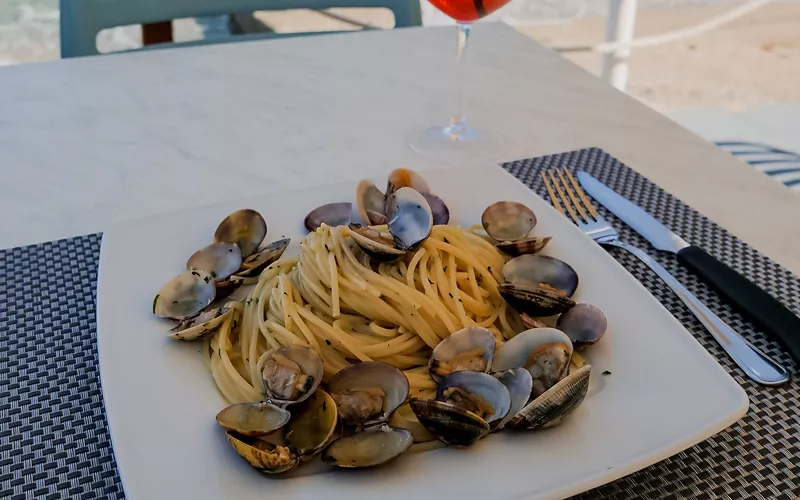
[60,0,422,58]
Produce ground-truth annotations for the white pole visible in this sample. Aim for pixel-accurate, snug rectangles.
[601,0,638,91]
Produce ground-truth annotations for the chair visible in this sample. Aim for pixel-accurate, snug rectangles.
[716,141,800,191]
[60,0,422,58]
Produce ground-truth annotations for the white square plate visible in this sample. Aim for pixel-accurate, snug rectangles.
[97,165,747,500]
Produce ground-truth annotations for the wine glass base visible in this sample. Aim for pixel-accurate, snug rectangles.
[408,124,501,165]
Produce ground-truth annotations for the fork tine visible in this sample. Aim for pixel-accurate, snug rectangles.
[541,172,566,217]
[564,169,599,219]
[556,167,590,222]
[548,171,581,223]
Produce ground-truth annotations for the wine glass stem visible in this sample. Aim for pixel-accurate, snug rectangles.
[446,22,472,138]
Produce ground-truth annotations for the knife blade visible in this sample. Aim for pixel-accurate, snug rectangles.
[577,171,800,363]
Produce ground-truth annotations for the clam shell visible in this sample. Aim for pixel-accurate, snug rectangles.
[386,187,433,251]
[321,426,413,468]
[519,313,548,330]
[214,279,243,300]
[436,371,511,425]
[496,236,552,257]
[225,432,299,474]
[388,402,436,443]
[216,402,291,437]
[494,368,534,430]
[421,192,450,226]
[409,398,490,447]
[168,304,233,340]
[557,303,607,348]
[428,327,495,381]
[286,389,338,457]
[481,201,537,242]
[153,271,216,320]
[499,282,576,317]
[493,328,573,398]
[214,209,267,258]
[186,242,243,281]
[236,238,290,278]
[328,361,409,425]
[304,202,352,232]
[507,364,591,431]
[503,255,579,297]
[356,180,387,225]
[260,345,324,406]
[386,168,430,197]
[348,224,407,263]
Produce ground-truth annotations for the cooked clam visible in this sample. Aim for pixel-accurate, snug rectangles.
[386,168,430,198]
[216,401,291,437]
[493,328,574,398]
[496,236,552,257]
[187,242,243,281]
[409,398,490,447]
[494,368,533,430]
[286,389,338,457]
[503,255,579,297]
[168,304,233,340]
[214,209,267,258]
[236,238,290,278]
[500,282,576,317]
[261,345,324,406]
[557,303,607,348]
[428,327,495,381]
[225,432,299,474]
[386,187,433,251]
[153,271,216,320]
[348,224,407,262]
[304,202,353,232]
[356,180,387,225]
[328,361,409,426]
[421,192,450,226]
[481,201,537,242]
[506,364,591,431]
[321,425,413,468]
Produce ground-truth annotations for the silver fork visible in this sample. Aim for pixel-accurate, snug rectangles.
[543,167,789,386]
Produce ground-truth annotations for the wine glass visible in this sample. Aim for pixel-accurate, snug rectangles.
[408,0,514,164]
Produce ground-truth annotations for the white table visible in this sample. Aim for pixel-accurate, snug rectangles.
[2,24,799,274]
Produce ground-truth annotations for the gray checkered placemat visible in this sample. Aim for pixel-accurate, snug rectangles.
[1,148,798,499]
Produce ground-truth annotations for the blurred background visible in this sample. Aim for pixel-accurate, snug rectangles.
[3,0,799,179]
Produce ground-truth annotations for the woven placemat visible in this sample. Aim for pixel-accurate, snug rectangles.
[1,148,798,500]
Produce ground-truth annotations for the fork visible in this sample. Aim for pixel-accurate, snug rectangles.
[543,167,789,386]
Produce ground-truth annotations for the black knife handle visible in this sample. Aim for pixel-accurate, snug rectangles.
[677,245,800,362]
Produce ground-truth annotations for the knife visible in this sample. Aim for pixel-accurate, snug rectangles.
[577,171,800,363]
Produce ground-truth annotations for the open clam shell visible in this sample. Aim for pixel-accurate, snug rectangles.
[214,209,267,258]
[421,192,450,226]
[236,238,290,278]
[216,401,291,437]
[260,345,324,406]
[503,255,579,297]
[436,371,511,425]
[494,368,534,430]
[356,180,387,225]
[386,187,433,251]
[386,168,430,198]
[496,236,552,257]
[507,364,591,431]
[321,425,413,468]
[428,327,496,381]
[348,224,407,263]
[225,432,299,474]
[557,303,607,348]
[187,242,243,281]
[286,389,338,458]
[168,304,233,340]
[500,282,576,317]
[304,202,352,232]
[481,201,537,242]
[328,361,409,426]
[493,328,574,398]
[153,271,216,320]
[409,398,490,447]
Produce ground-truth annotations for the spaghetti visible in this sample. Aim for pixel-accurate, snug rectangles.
[204,224,523,403]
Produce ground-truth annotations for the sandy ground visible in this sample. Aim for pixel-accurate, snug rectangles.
[0,1,799,112]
